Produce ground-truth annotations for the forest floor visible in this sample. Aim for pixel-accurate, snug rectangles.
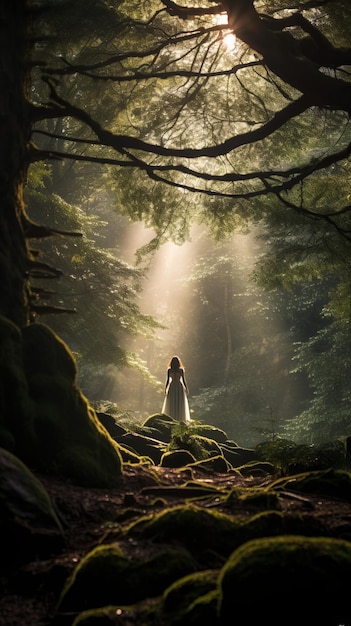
[1,464,351,626]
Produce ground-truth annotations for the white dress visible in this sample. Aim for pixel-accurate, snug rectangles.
[161,368,190,422]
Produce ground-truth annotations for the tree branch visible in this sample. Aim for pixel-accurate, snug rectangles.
[221,0,351,111]
[41,78,310,159]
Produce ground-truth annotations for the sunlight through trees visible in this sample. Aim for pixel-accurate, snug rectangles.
[5,0,350,444]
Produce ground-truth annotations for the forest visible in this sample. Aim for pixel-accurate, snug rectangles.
[23,0,351,447]
[1,1,351,624]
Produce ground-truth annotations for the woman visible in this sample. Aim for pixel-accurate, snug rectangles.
[161,355,191,422]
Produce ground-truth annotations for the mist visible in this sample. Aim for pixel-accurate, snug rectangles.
[89,216,310,447]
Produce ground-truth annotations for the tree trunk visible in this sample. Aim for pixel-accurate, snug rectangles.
[0,1,31,326]
[223,281,232,385]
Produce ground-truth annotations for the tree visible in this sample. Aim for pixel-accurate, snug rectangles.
[27,2,351,402]
[32,0,351,229]
[1,1,351,463]
[25,162,161,408]
[252,200,351,442]
[2,0,351,324]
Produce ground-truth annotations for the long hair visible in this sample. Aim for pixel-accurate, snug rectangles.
[168,355,184,371]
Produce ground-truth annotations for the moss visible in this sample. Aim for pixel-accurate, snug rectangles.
[160,449,196,468]
[126,505,294,569]
[218,444,257,468]
[192,436,223,457]
[71,589,220,626]
[168,431,223,461]
[226,486,281,509]
[141,481,226,501]
[142,413,178,443]
[58,544,197,613]
[188,455,232,473]
[236,460,275,476]
[118,443,154,465]
[172,589,219,625]
[0,316,33,446]
[188,424,228,443]
[71,599,162,626]
[238,510,285,544]
[58,544,128,611]
[0,320,122,486]
[116,431,164,464]
[72,606,121,625]
[270,468,351,500]
[176,589,220,625]
[124,505,242,561]
[123,547,197,602]
[0,447,63,531]
[22,324,123,485]
[22,322,77,381]
[162,569,218,616]
[218,535,351,624]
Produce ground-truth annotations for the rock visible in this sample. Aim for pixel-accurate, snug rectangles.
[218,535,351,625]
[142,413,179,443]
[0,447,63,561]
[96,412,127,438]
[116,432,166,464]
[58,544,197,612]
[160,450,196,468]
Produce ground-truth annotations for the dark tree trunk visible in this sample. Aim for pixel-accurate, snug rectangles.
[0,1,31,326]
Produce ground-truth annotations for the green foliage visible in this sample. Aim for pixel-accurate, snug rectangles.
[27,0,351,447]
[167,423,213,461]
[286,323,351,443]
[256,438,346,474]
[25,164,161,410]
[142,413,179,443]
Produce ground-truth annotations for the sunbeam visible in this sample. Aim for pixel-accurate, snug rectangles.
[104,217,304,445]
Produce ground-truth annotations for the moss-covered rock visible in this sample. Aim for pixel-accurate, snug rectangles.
[96,412,128,439]
[71,598,164,626]
[118,443,154,465]
[218,535,351,625]
[0,316,32,449]
[142,413,179,443]
[218,444,258,467]
[116,431,165,464]
[237,460,275,477]
[188,454,232,473]
[188,424,228,444]
[226,486,281,510]
[0,447,63,562]
[124,505,240,562]
[0,319,122,486]
[270,468,351,500]
[161,569,219,624]
[160,449,196,468]
[169,433,223,460]
[0,447,61,527]
[58,543,197,613]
